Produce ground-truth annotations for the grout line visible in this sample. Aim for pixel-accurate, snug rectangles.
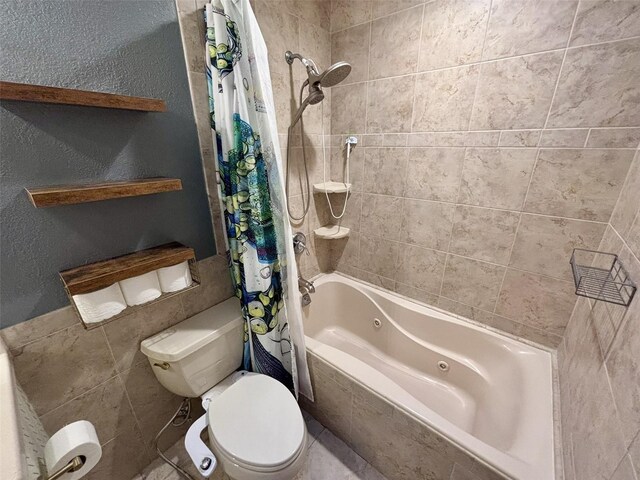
[583,128,592,148]
[414,3,427,77]
[493,212,524,315]
[352,190,610,225]
[466,0,493,132]
[541,2,581,132]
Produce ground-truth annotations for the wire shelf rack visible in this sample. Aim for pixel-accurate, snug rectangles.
[570,249,636,306]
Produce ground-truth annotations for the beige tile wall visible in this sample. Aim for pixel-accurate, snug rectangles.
[0,256,234,480]
[325,0,640,348]
[558,147,640,480]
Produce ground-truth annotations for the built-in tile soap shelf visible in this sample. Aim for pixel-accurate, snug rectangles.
[313,182,351,194]
[570,248,636,306]
[314,226,350,239]
[60,242,200,329]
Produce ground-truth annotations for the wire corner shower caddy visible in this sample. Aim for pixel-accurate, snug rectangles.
[570,248,637,306]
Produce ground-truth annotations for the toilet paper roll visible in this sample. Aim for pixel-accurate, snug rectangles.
[44,420,102,480]
[120,271,162,306]
[72,284,127,324]
[157,261,193,293]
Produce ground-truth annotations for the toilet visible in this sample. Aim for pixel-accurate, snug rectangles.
[140,297,307,480]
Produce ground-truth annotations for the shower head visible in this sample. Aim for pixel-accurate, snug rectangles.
[290,83,324,127]
[285,51,351,128]
[285,51,352,89]
[316,62,351,88]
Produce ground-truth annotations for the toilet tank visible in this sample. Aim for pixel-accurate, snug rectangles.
[141,297,244,398]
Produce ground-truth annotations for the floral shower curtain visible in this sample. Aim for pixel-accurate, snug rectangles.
[204,0,312,399]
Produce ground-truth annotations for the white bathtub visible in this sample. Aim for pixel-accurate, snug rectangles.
[302,273,555,480]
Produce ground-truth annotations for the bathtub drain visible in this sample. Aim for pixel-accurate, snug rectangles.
[437,361,449,372]
[373,318,382,328]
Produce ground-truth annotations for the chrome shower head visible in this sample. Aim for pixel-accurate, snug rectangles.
[285,51,352,88]
[317,62,351,87]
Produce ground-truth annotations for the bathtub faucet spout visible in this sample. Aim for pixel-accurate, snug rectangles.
[298,276,315,294]
[298,276,315,306]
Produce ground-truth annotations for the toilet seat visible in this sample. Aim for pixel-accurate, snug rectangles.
[207,374,306,472]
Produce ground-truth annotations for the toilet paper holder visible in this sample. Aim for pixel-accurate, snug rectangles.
[45,456,84,480]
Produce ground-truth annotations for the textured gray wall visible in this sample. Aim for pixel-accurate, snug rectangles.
[0,0,216,327]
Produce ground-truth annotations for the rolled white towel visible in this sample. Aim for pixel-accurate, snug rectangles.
[73,283,127,323]
[157,261,193,293]
[119,271,162,306]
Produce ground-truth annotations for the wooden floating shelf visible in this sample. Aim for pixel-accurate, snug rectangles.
[313,182,351,194]
[0,81,166,112]
[26,178,182,208]
[314,226,350,239]
[60,242,196,296]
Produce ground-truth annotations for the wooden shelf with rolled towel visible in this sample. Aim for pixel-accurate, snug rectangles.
[25,178,182,208]
[0,81,166,112]
[60,242,200,329]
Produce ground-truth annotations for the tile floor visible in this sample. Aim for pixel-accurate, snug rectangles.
[133,410,388,480]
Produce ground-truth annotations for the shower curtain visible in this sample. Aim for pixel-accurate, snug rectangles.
[204,0,312,399]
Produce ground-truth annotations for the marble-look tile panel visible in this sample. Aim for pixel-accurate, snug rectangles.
[606,245,640,448]
[331,23,370,84]
[418,0,490,70]
[40,376,134,444]
[371,0,424,19]
[400,198,455,250]
[363,147,408,195]
[483,0,576,59]
[486,314,562,348]
[295,429,369,480]
[610,456,638,480]
[412,65,480,131]
[366,75,415,133]
[470,51,564,130]
[359,236,401,277]
[330,0,372,33]
[539,129,589,147]
[87,425,149,480]
[0,305,78,352]
[292,0,331,31]
[458,148,537,210]
[436,297,494,325]
[449,205,520,264]
[548,38,640,128]
[495,269,576,337]
[586,128,640,148]
[332,232,360,269]
[404,147,465,202]
[509,214,606,280]
[570,0,640,46]
[12,323,117,415]
[441,255,505,311]
[394,282,440,306]
[361,194,404,240]
[407,131,500,147]
[331,83,367,134]
[524,148,634,222]
[498,129,541,147]
[394,243,447,294]
[369,6,423,79]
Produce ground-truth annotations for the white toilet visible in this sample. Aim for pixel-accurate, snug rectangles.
[140,297,307,480]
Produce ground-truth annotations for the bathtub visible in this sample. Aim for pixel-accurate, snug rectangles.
[301,273,555,480]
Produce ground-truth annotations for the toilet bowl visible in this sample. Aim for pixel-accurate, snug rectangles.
[205,373,307,480]
[140,298,307,480]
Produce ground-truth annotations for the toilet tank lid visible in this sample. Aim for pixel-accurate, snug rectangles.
[140,297,243,363]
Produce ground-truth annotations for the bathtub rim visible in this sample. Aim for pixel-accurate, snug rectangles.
[302,271,561,480]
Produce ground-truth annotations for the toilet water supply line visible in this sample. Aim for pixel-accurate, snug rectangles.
[153,397,196,480]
